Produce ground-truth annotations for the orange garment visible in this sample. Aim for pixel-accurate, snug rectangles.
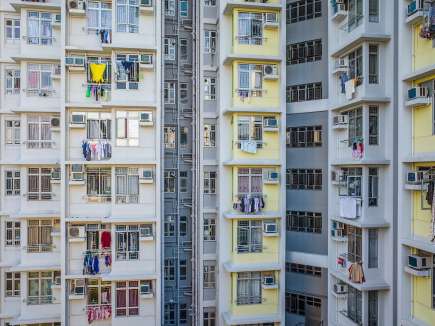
[348,262,365,283]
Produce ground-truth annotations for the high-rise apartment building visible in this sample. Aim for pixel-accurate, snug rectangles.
[0,0,162,325]
[327,0,396,325]
[284,0,329,324]
[398,0,435,325]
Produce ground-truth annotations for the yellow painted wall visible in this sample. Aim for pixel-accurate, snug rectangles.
[231,166,280,212]
[411,163,433,238]
[230,219,280,264]
[232,9,280,56]
[412,273,435,324]
[231,113,281,161]
[413,24,435,71]
[232,60,281,108]
[230,272,279,316]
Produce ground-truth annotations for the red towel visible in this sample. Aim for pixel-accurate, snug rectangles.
[101,231,111,249]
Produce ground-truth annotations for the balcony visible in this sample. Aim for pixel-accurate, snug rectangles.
[223,0,282,15]
[405,87,432,108]
[331,1,347,22]
[333,136,389,165]
[10,0,61,11]
[406,0,426,24]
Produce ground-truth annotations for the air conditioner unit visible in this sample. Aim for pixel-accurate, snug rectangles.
[71,164,84,181]
[263,12,279,26]
[140,54,153,65]
[51,168,61,180]
[140,282,151,294]
[408,255,431,270]
[71,279,85,295]
[408,87,428,100]
[140,169,153,181]
[407,171,423,184]
[140,0,153,7]
[263,64,278,79]
[65,56,85,67]
[53,14,61,24]
[71,113,86,126]
[263,276,275,286]
[331,229,344,238]
[54,275,61,285]
[333,283,348,294]
[69,0,85,10]
[263,117,278,130]
[333,115,348,126]
[263,222,278,234]
[264,170,279,183]
[139,112,153,126]
[69,226,85,238]
[51,117,60,128]
[140,224,153,238]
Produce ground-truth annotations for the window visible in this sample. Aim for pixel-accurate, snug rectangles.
[237,116,263,145]
[115,54,139,89]
[203,308,216,326]
[86,112,111,140]
[204,0,216,6]
[238,168,262,195]
[164,127,176,149]
[287,82,322,102]
[286,169,322,190]
[369,45,379,84]
[287,211,322,233]
[5,70,20,94]
[203,171,216,194]
[203,261,216,289]
[5,221,20,246]
[347,226,362,263]
[348,47,363,81]
[369,0,379,22]
[5,19,20,41]
[237,220,262,253]
[27,271,54,305]
[203,218,216,241]
[164,82,176,104]
[116,225,139,260]
[5,272,20,297]
[165,303,176,325]
[5,120,21,144]
[115,281,139,316]
[27,219,53,253]
[179,259,187,280]
[180,39,188,61]
[286,292,321,315]
[287,0,322,23]
[164,38,176,60]
[164,258,175,281]
[179,1,188,17]
[204,31,217,54]
[180,303,188,324]
[87,1,112,31]
[5,170,20,196]
[238,13,263,45]
[347,107,363,143]
[165,0,176,16]
[287,126,322,147]
[347,0,363,32]
[116,111,139,146]
[180,127,188,147]
[115,167,139,204]
[238,64,263,97]
[368,168,379,206]
[180,216,188,237]
[204,77,216,100]
[27,115,52,149]
[288,263,322,277]
[87,279,111,306]
[117,0,139,33]
[369,106,379,145]
[287,39,322,65]
[164,215,175,237]
[28,168,52,200]
[340,167,363,197]
[86,168,111,199]
[347,286,362,324]
[368,229,378,268]
[27,64,53,95]
[180,82,188,102]
[179,171,188,193]
[236,272,261,305]
[164,170,176,193]
[27,12,52,45]
[203,124,216,147]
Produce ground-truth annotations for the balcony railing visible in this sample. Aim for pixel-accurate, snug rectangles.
[339,15,363,33]
[235,36,268,45]
[236,243,263,253]
[235,89,266,98]
[24,140,55,149]
[26,192,54,201]
[407,0,425,16]
[236,296,263,305]
[116,250,139,261]
[25,88,57,97]
[115,194,139,204]
[85,195,112,203]
[26,243,54,253]
[27,295,53,305]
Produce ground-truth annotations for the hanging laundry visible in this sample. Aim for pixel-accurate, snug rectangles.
[233,194,265,214]
[98,29,111,44]
[345,78,356,100]
[240,140,257,154]
[339,73,348,94]
[101,230,111,248]
[104,254,112,267]
[81,140,112,161]
[339,196,358,219]
[89,63,107,83]
[348,262,365,283]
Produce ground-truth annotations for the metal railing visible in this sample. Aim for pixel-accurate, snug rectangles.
[26,243,54,253]
[236,243,263,253]
[27,295,53,305]
[235,296,263,305]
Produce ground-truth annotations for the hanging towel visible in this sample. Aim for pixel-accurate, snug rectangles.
[92,255,99,274]
[339,196,358,219]
[345,79,356,100]
[240,140,257,154]
[348,262,365,283]
[89,63,107,83]
[101,231,111,248]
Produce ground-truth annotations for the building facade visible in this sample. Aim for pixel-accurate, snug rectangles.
[285,0,329,324]
[0,0,162,325]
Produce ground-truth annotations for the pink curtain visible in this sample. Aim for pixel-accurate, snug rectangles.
[116,288,126,316]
